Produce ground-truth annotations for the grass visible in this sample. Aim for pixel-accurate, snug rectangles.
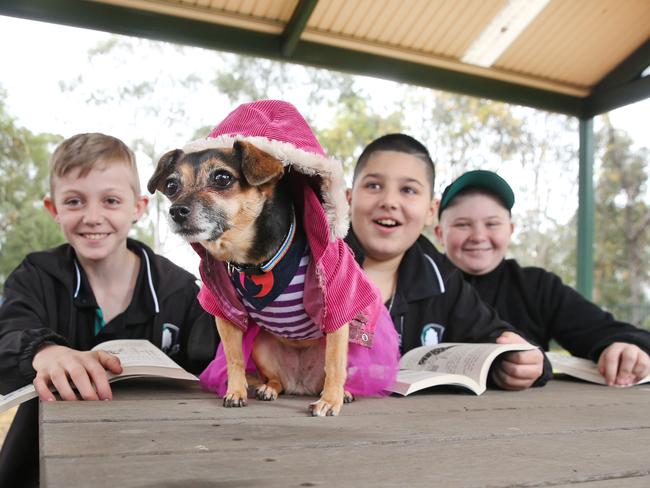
[0,408,17,448]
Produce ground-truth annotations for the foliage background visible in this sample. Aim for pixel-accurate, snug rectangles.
[1,20,649,330]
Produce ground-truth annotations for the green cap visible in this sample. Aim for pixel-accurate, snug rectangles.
[438,170,514,218]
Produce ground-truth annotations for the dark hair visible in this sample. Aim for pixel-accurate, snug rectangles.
[353,133,435,194]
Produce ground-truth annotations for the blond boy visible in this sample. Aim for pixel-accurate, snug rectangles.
[0,133,215,487]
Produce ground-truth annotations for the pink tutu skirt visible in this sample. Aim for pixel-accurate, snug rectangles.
[199,307,400,397]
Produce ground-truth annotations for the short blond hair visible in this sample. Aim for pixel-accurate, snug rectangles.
[49,133,140,197]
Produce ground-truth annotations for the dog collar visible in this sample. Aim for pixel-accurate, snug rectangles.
[227,209,296,276]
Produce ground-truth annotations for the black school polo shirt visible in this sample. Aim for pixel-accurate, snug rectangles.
[71,251,159,349]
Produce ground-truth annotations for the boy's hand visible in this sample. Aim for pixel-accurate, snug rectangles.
[491,331,544,391]
[32,344,123,401]
[597,342,650,386]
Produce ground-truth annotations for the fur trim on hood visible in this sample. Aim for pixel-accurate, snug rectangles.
[182,100,348,240]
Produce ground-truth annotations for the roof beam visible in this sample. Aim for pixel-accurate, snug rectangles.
[291,41,584,116]
[593,37,650,93]
[583,74,650,118]
[280,0,318,58]
[0,0,584,116]
[0,0,282,60]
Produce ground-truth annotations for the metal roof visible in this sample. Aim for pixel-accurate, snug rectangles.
[2,0,650,117]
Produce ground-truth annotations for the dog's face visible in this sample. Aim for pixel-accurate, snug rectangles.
[147,140,284,263]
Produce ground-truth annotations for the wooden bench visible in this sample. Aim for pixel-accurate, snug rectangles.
[40,379,650,487]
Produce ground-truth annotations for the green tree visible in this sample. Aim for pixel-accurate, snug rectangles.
[411,90,579,275]
[592,118,650,327]
[315,78,404,173]
[0,90,64,291]
[213,56,405,173]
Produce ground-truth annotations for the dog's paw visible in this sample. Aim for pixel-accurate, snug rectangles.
[223,391,248,408]
[309,395,344,417]
[343,391,355,403]
[255,384,279,401]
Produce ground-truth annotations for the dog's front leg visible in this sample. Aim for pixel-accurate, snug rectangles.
[215,317,248,407]
[310,323,349,417]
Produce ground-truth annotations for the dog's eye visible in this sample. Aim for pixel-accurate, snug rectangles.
[164,179,180,197]
[211,170,234,189]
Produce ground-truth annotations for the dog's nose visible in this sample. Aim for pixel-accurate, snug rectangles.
[169,204,191,224]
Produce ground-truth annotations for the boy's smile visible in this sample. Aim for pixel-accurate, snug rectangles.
[436,193,513,275]
[373,215,402,233]
[81,233,110,240]
[349,151,435,263]
[44,162,147,265]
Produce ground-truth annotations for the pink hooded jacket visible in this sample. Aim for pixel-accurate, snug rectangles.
[184,100,399,396]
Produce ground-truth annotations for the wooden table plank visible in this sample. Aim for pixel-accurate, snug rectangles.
[40,380,650,488]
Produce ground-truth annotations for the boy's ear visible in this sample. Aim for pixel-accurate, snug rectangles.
[345,187,352,206]
[133,195,149,222]
[424,198,437,227]
[43,196,59,221]
[433,224,444,246]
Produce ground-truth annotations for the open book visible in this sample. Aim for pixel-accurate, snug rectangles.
[546,351,650,385]
[0,339,197,413]
[387,342,537,396]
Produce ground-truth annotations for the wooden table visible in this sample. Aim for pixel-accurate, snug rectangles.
[40,379,650,487]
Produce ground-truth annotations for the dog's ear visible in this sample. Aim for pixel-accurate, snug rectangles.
[147,149,184,194]
[234,140,284,186]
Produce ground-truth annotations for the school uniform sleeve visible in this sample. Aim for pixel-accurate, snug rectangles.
[416,248,553,387]
[438,267,514,342]
[528,267,650,360]
[0,260,68,393]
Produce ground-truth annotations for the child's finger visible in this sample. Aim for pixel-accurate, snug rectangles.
[615,347,638,385]
[499,359,541,380]
[628,350,650,382]
[49,369,79,401]
[492,367,534,390]
[67,364,100,401]
[496,331,525,344]
[97,351,123,374]
[33,375,56,402]
[86,356,114,401]
[505,348,543,366]
[601,353,620,386]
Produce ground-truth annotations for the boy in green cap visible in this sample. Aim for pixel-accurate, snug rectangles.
[435,169,650,386]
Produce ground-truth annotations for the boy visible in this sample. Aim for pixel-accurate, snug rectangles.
[0,133,217,487]
[435,169,650,386]
[345,134,548,391]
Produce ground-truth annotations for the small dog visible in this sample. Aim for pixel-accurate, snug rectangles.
[148,141,351,416]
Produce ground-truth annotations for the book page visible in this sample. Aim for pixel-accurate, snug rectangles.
[546,351,650,385]
[0,339,196,413]
[399,342,535,385]
[391,370,477,396]
[0,384,40,413]
[92,339,181,369]
[546,352,606,384]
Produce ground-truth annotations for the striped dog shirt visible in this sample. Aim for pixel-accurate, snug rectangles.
[240,252,322,340]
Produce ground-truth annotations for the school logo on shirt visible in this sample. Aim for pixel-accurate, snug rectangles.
[162,323,180,355]
[420,323,445,346]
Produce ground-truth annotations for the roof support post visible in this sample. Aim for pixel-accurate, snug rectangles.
[576,117,594,299]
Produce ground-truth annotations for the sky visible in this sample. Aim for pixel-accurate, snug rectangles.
[0,14,648,275]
